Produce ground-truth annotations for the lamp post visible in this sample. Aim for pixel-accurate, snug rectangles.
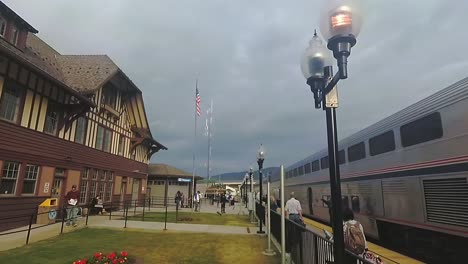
[257,144,265,234]
[244,173,249,207]
[300,1,362,263]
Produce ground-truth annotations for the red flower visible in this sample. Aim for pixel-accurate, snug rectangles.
[112,259,118,264]
[108,252,117,259]
[120,251,128,257]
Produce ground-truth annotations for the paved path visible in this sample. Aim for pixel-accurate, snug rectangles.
[0,201,260,252]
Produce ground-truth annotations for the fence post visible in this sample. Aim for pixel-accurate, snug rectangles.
[60,206,66,235]
[122,200,126,217]
[109,200,113,220]
[124,202,129,229]
[85,203,90,226]
[134,200,137,215]
[142,199,146,221]
[164,203,168,231]
[176,202,179,224]
[25,213,34,245]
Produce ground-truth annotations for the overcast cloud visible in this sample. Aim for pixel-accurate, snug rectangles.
[5,0,468,176]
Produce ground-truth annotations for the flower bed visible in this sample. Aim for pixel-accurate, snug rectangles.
[73,251,133,264]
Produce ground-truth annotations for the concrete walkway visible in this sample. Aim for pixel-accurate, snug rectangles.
[0,201,260,252]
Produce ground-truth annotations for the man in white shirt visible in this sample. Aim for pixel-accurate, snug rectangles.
[194,191,201,212]
[285,192,304,225]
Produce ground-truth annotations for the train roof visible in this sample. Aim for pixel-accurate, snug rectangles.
[286,76,468,170]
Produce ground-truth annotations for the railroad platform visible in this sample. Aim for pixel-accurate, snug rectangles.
[303,217,424,264]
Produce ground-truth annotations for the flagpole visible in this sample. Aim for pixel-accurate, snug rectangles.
[192,79,198,211]
[206,100,213,181]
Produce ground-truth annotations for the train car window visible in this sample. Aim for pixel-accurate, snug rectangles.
[369,130,395,156]
[322,195,331,207]
[304,163,312,174]
[321,156,329,169]
[342,196,349,209]
[351,196,360,213]
[311,160,320,171]
[307,187,314,215]
[293,168,298,177]
[400,112,443,147]
[285,171,289,178]
[339,150,346,164]
[348,141,366,162]
[298,166,304,176]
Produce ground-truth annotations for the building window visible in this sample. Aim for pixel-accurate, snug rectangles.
[400,112,443,147]
[0,81,22,123]
[118,135,124,156]
[0,17,6,37]
[0,161,20,195]
[22,165,39,194]
[103,129,112,152]
[96,126,112,152]
[89,181,97,200]
[79,180,88,204]
[11,26,19,45]
[92,169,98,180]
[105,182,113,202]
[44,101,62,135]
[311,160,320,172]
[369,130,395,156]
[348,142,366,162]
[102,84,117,109]
[74,117,87,144]
[321,156,329,169]
[99,181,105,201]
[108,171,114,181]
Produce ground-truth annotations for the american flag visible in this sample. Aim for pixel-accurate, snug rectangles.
[195,87,201,117]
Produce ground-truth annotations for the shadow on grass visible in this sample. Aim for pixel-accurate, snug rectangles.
[0,228,280,264]
[126,212,255,227]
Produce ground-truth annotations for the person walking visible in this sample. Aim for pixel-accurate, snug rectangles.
[64,185,79,227]
[220,192,226,213]
[194,191,201,212]
[285,192,304,226]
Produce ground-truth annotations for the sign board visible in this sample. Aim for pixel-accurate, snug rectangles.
[44,182,50,193]
[178,178,192,182]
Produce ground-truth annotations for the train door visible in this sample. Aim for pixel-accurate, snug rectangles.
[307,187,314,215]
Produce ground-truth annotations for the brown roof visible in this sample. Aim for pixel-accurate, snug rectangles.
[148,164,203,179]
[55,55,119,93]
[0,35,94,106]
[0,1,38,33]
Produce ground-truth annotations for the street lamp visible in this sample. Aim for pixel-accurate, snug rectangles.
[301,0,362,263]
[244,172,249,207]
[257,144,266,234]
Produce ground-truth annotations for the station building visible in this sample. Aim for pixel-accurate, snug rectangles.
[147,164,202,204]
[0,1,166,230]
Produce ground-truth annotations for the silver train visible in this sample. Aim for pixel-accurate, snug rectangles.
[270,77,468,262]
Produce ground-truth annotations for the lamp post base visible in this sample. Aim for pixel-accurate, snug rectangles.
[262,249,276,256]
[257,230,266,235]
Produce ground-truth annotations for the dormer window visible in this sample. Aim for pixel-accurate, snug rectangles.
[0,17,6,37]
[102,84,117,109]
[11,26,19,45]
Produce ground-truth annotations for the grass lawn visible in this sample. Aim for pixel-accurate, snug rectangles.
[0,228,280,264]
[126,212,254,227]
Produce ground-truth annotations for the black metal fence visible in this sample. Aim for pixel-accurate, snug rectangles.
[256,202,371,264]
[0,196,180,248]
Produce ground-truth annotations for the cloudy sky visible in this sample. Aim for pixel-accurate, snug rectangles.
[5,0,468,176]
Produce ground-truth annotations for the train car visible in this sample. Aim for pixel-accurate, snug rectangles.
[270,77,468,263]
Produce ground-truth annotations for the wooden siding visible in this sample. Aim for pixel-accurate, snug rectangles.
[0,120,148,177]
[0,196,48,232]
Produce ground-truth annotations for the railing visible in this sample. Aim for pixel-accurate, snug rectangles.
[257,202,372,264]
[0,196,178,248]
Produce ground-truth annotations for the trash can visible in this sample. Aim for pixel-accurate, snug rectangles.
[37,198,58,225]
